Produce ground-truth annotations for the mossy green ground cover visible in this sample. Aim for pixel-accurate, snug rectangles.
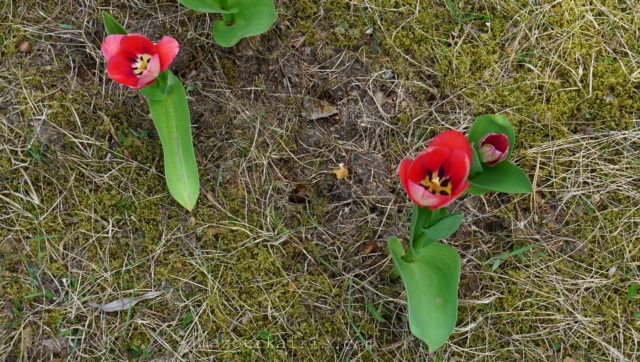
[1,0,639,360]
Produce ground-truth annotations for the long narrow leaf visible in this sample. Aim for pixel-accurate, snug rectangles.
[148,73,200,211]
[102,12,128,35]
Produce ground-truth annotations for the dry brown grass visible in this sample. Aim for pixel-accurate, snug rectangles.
[1,0,640,361]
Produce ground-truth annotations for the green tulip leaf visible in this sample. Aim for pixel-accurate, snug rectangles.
[102,12,128,35]
[469,161,532,194]
[469,143,484,176]
[212,0,277,47]
[176,0,239,14]
[467,184,489,196]
[421,213,463,244]
[388,237,461,352]
[147,73,200,211]
[413,212,463,252]
[139,71,174,100]
[467,114,515,161]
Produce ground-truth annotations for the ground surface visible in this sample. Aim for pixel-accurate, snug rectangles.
[1,0,640,361]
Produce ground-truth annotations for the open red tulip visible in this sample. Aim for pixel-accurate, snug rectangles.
[477,133,509,167]
[102,34,179,90]
[399,130,472,210]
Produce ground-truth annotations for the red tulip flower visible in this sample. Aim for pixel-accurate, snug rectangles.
[399,130,472,210]
[477,133,509,167]
[102,34,179,90]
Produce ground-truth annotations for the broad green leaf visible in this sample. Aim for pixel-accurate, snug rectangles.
[139,71,174,100]
[420,213,463,243]
[467,184,489,195]
[388,237,460,352]
[102,12,128,35]
[469,143,484,175]
[469,161,532,194]
[212,0,277,47]
[413,212,463,252]
[430,207,445,227]
[148,73,200,211]
[467,114,515,161]
[177,0,239,13]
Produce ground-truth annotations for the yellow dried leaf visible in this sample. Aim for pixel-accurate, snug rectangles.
[330,164,348,179]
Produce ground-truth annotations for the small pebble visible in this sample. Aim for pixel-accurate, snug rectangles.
[18,40,31,53]
[373,91,386,106]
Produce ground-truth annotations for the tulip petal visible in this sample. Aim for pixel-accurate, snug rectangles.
[448,180,470,201]
[446,149,471,186]
[408,147,449,183]
[120,34,156,55]
[135,54,161,90]
[399,159,413,197]
[102,34,125,60]
[429,130,472,162]
[106,56,139,88]
[156,36,180,72]
[408,181,453,210]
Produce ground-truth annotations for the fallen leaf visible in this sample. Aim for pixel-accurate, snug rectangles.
[361,241,379,255]
[322,104,335,114]
[330,164,348,179]
[89,291,163,312]
[290,36,305,48]
[563,357,576,362]
[300,97,339,120]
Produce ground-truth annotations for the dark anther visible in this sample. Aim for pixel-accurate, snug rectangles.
[426,168,433,179]
[129,58,136,62]
[139,56,144,60]
[440,178,450,187]
[438,166,445,179]
[439,190,450,196]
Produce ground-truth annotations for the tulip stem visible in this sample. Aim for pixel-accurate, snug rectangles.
[221,0,235,25]
[389,248,415,281]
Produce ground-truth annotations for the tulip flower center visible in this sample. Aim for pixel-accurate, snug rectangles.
[131,54,152,76]
[420,166,452,196]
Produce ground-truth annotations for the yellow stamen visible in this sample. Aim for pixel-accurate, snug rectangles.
[419,166,452,196]
[131,54,152,76]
